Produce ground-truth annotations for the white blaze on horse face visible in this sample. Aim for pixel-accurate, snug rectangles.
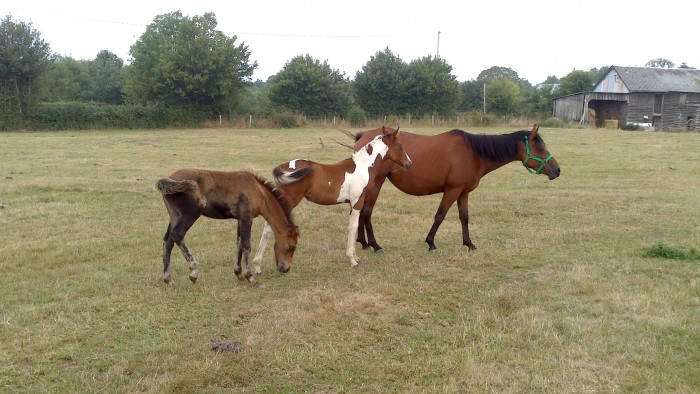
[337,136,388,205]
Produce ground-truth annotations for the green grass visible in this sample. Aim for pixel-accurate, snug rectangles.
[1,126,699,392]
[642,243,700,261]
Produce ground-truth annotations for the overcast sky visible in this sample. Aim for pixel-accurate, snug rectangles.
[3,0,697,84]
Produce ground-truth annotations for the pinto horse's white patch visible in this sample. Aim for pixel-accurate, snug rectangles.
[337,135,387,206]
[288,159,305,169]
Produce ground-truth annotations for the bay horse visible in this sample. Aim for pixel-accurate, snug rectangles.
[253,127,412,271]
[352,124,560,252]
[156,169,299,287]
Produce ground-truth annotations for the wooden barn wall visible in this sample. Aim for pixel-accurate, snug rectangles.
[628,92,700,130]
[660,92,700,130]
[626,93,655,123]
[552,95,584,121]
[555,92,700,130]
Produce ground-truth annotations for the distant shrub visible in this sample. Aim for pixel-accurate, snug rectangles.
[621,123,642,131]
[540,117,566,128]
[269,112,300,128]
[347,106,367,127]
[26,102,206,130]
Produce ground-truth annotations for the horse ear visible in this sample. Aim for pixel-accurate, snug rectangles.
[381,125,388,136]
[530,124,540,138]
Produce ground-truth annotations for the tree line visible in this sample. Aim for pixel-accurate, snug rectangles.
[1,12,691,131]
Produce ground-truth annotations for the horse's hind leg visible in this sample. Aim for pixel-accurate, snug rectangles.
[252,222,273,275]
[425,189,461,251]
[170,213,201,283]
[162,224,176,285]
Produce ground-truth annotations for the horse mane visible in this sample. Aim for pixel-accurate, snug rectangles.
[451,129,536,161]
[251,172,296,228]
[353,131,365,142]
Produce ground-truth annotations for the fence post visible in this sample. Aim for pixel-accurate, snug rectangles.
[249,114,252,128]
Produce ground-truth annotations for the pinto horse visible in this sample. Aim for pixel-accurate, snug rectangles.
[253,127,412,271]
[156,169,299,287]
[353,124,560,252]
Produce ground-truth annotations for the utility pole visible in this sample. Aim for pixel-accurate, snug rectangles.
[436,31,441,58]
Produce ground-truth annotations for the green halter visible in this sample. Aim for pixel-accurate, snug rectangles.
[522,136,553,175]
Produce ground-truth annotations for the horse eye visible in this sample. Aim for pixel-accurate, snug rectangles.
[288,245,296,252]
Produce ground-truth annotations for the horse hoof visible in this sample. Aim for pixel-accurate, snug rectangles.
[374,248,384,254]
[189,275,198,284]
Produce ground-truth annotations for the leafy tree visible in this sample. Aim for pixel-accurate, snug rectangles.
[354,48,409,116]
[90,50,124,104]
[0,15,51,128]
[477,66,521,84]
[125,11,256,115]
[588,65,611,83]
[524,75,559,116]
[485,79,521,116]
[556,70,594,96]
[267,54,352,117]
[645,58,675,68]
[235,82,272,117]
[404,55,459,116]
[458,79,484,112]
[542,75,560,85]
[39,56,94,102]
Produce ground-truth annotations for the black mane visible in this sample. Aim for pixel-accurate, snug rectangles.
[451,129,537,161]
[252,172,296,228]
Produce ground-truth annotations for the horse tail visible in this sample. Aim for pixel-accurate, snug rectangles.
[273,166,312,185]
[156,178,198,195]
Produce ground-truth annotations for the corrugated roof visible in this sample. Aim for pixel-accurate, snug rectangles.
[612,66,700,93]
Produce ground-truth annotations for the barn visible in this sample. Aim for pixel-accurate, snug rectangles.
[552,66,700,131]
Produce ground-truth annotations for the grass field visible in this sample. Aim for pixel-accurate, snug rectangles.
[1,126,698,392]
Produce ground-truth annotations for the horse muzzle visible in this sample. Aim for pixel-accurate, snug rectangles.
[277,262,291,273]
[547,166,561,180]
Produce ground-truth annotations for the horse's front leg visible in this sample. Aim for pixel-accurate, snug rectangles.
[252,222,273,275]
[357,176,386,253]
[235,217,257,286]
[346,208,361,267]
[457,191,476,251]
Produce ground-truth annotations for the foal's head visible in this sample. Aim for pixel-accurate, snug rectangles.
[273,225,299,273]
[380,126,412,169]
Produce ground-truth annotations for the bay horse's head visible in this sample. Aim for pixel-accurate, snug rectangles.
[273,225,300,273]
[381,126,412,169]
[521,124,560,180]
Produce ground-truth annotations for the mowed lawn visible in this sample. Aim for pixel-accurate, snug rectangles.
[0,126,698,392]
